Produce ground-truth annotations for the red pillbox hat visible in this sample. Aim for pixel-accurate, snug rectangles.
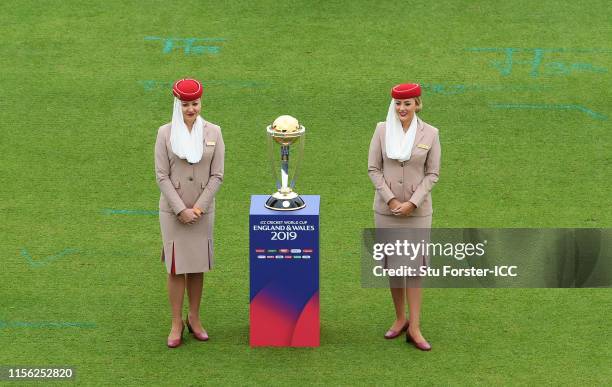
[391,83,421,99]
[172,78,203,101]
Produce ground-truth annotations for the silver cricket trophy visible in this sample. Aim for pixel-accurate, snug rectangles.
[265,115,306,211]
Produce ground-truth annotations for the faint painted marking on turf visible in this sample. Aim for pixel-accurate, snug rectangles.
[139,79,269,91]
[466,48,609,77]
[102,208,159,215]
[144,36,226,55]
[490,103,608,120]
[21,248,79,268]
[421,83,550,95]
[0,320,96,329]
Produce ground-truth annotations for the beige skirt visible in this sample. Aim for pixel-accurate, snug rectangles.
[374,213,432,228]
[160,210,214,274]
[374,213,432,285]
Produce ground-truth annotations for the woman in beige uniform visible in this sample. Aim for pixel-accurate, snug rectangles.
[368,83,441,351]
[155,78,225,348]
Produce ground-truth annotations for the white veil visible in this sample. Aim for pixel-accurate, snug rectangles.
[170,97,204,164]
[385,99,418,162]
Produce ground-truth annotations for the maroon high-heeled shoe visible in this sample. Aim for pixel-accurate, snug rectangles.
[167,323,185,348]
[185,318,209,341]
[384,321,409,339]
[406,330,431,351]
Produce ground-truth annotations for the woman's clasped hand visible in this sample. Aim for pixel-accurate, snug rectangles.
[178,208,202,224]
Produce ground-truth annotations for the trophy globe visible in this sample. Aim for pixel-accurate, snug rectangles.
[265,115,306,210]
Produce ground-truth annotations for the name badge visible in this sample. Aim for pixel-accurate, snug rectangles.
[417,144,430,150]
[206,141,216,146]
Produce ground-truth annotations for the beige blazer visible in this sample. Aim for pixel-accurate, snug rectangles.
[155,121,224,215]
[154,121,224,274]
[368,118,441,217]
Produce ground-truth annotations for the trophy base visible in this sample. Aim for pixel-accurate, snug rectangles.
[265,193,306,211]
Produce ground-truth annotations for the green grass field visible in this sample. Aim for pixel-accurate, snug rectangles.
[1,0,611,385]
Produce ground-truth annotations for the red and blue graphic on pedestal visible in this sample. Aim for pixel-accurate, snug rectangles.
[249,195,320,347]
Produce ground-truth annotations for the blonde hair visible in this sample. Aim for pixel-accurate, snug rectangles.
[414,96,423,112]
